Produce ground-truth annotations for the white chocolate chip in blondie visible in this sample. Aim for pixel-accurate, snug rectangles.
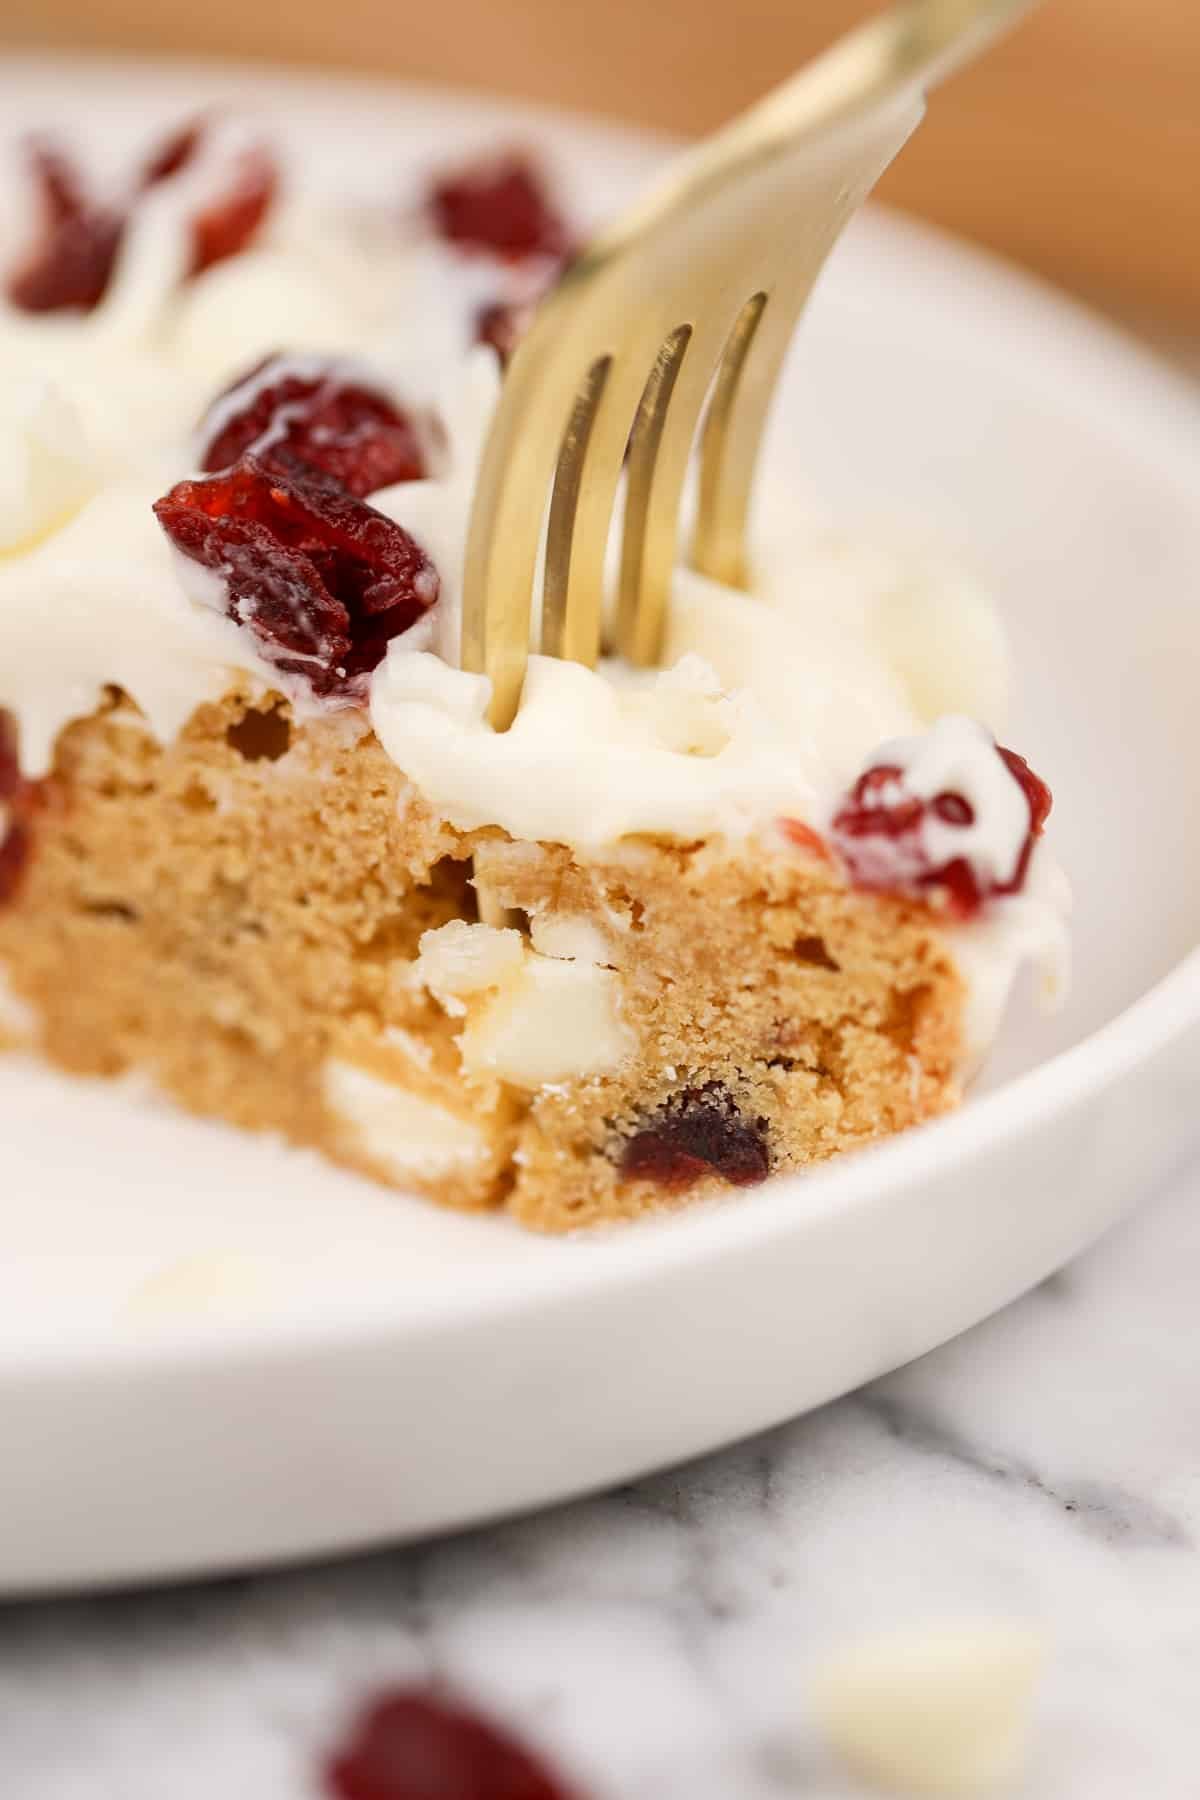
[461,954,632,1088]
[811,1620,1045,1796]
[414,919,525,1004]
[529,912,612,965]
[324,1056,491,1179]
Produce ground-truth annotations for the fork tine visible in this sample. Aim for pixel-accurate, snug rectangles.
[546,347,651,673]
[540,355,628,669]
[460,351,563,729]
[616,325,715,667]
[464,0,1026,725]
[691,290,779,590]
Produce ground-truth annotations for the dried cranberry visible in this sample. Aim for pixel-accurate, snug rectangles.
[189,140,277,275]
[6,138,124,314]
[0,821,31,907]
[6,119,277,314]
[830,740,1052,920]
[140,120,205,188]
[777,817,831,862]
[0,712,34,907]
[475,300,529,364]
[324,1688,579,1800]
[999,744,1053,880]
[25,137,88,227]
[0,711,21,805]
[620,1083,770,1192]
[199,356,425,497]
[140,116,276,273]
[153,454,438,698]
[431,154,570,263]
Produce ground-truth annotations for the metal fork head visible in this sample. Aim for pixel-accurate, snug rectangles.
[461,0,1034,729]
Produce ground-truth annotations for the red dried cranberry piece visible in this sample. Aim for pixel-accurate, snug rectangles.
[25,137,88,227]
[6,120,277,314]
[0,712,34,908]
[431,154,570,263]
[830,740,1052,920]
[0,711,21,805]
[199,357,425,497]
[324,1688,579,1800]
[140,117,277,273]
[0,820,31,908]
[998,744,1052,888]
[153,454,438,698]
[189,141,277,275]
[620,1083,770,1192]
[140,120,205,188]
[777,817,831,862]
[475,300,528,365]
[6,138,124,314]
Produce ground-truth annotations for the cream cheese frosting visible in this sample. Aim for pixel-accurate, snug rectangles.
[0,118,1069,1067]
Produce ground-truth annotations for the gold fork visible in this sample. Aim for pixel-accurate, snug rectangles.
[461,0,1035,730]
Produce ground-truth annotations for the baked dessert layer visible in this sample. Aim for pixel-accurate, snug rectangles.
[0,689,964,1230]
[0,114,1067,1230]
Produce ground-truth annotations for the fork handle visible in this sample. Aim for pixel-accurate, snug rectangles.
[750,0,1037,145]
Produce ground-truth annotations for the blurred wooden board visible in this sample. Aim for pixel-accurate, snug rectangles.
[7,0,1200,324]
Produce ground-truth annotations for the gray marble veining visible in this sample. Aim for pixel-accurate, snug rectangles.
[3,1154,1200,1799]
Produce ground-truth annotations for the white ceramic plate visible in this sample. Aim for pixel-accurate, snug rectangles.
[2,54,1199,1595]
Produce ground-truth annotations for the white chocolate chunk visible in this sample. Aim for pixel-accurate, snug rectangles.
[415,919,525,1001]
[529,913,612,965]
[811,1621,1045,1796]
[461,955,632,1087]
[323,1057,490,1178]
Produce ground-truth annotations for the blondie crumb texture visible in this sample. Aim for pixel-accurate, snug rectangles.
[0,693,965,1231]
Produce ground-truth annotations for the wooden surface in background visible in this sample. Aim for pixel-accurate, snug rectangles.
[7,0,1200,325]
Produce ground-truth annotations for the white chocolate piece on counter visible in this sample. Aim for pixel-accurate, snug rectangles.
[810,1620,1046,1796]
[323,1057,490,1179]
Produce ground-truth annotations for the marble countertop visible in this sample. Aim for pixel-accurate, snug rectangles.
[3,1142,1198,1800]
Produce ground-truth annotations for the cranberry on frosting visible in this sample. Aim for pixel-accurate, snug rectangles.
[427,151,575,363]
[429,151,570,264]
[153,454,438,701]
[6,117,277,315]
[825,716,1052,920]
[197,354,427,497]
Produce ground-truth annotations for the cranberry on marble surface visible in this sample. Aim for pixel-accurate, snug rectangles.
[324,1687,580,1800]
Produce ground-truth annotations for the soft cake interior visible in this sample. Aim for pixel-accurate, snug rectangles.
[0,689,965,1230]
